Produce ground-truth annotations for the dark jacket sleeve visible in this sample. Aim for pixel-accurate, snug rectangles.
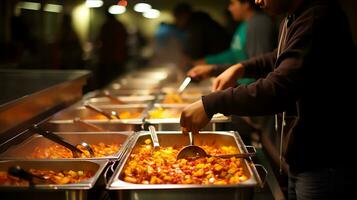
[211,49,277,78]
[202,54,303,117]
[240,49,277,79]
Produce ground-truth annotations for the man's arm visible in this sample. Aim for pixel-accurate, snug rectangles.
[240,49,277,79]
[203,52,303,117]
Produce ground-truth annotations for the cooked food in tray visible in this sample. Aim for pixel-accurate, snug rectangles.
[123,139,248,185]
[31,143,120,159]
[161,93,192,104]
[148,107,181,119]
[0,169,94,185]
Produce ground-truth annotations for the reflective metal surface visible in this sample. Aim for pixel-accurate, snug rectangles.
[108,131,264,190]
[0,132,132,160]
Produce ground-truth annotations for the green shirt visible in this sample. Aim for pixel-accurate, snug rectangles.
[205,22,255,85]
[205,22,248,64]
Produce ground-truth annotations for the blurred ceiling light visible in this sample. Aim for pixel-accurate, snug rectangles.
[108,5,126,14]
[143,9,160,19]
[44,4,63,13]
[134,3,151,13]
[85,0,103,8]
[17,2,41,11]
[117,0,128,7]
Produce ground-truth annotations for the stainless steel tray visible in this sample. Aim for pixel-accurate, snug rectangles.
[49,104,147,124]
[145,104,230,124]
[0,132,133,160]
[102,88,159,96]
[42,122,140,132]
[83,95,155,106]
[157,94,199,104]
[113,78,161,90]
[0,159,108,190]
[107,131,264,190]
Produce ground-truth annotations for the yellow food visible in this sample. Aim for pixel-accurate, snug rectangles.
[148,107,181,119]
[162,93,185,104]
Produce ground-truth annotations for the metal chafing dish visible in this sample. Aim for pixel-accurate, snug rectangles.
[113,78,161,90]
[0,160,108,200]
[49,104,147,124]
[157,94,199,104]
[126,71,169,81]
[103,87,159,96]
[161,87,211,97]
[0,132,132,160]
[83,95,155,106]
[41,121,140,132]
[145,104,230,131]
[107,131,265,200]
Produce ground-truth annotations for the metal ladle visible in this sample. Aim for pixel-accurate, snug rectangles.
[177,132,255,160]
[177,132,207,159]
[84,103,120,119]
[31,125,94,158]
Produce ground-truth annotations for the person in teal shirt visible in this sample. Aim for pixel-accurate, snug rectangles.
[189,0,276,85]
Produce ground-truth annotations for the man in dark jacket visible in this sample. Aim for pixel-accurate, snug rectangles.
[180,0,355,199]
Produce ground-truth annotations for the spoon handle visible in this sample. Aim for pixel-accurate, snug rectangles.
[8,165,49,184]
[149,125,160,148]
[73,117,106,131]
[103,90,124,104]
[188,132,194,146]
[210,152,255,159]
[31,125,83,156]
[84,103,113,119]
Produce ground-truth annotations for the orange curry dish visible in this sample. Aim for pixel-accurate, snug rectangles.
[0,169,94,185]
[31,143,120,158]
[123,139,249,185]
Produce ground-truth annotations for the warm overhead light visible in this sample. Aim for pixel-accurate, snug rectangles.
[44,4,63,13]
[17,2,41,11]
[85,0,103,8]
[117,0,127,7]
[108,5,126,15]
[143,9,160,19]
[134,3,151,13]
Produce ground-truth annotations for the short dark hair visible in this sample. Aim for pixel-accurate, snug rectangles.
[237,0,261,11]
[173,3,192,17]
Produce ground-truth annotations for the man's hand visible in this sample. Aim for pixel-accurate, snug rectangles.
[212,63,245,91]
[180,100,211,135]
[187,65,214,81]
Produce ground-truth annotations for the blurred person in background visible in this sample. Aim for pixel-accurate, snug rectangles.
[188,0,276,85]
[149,22,186,67]
[52,14,84,70]
[173,3,230,70]
[96,12,128,88]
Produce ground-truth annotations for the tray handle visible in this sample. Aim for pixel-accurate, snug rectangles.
[254,164,267,188]
[103,160,117,186]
